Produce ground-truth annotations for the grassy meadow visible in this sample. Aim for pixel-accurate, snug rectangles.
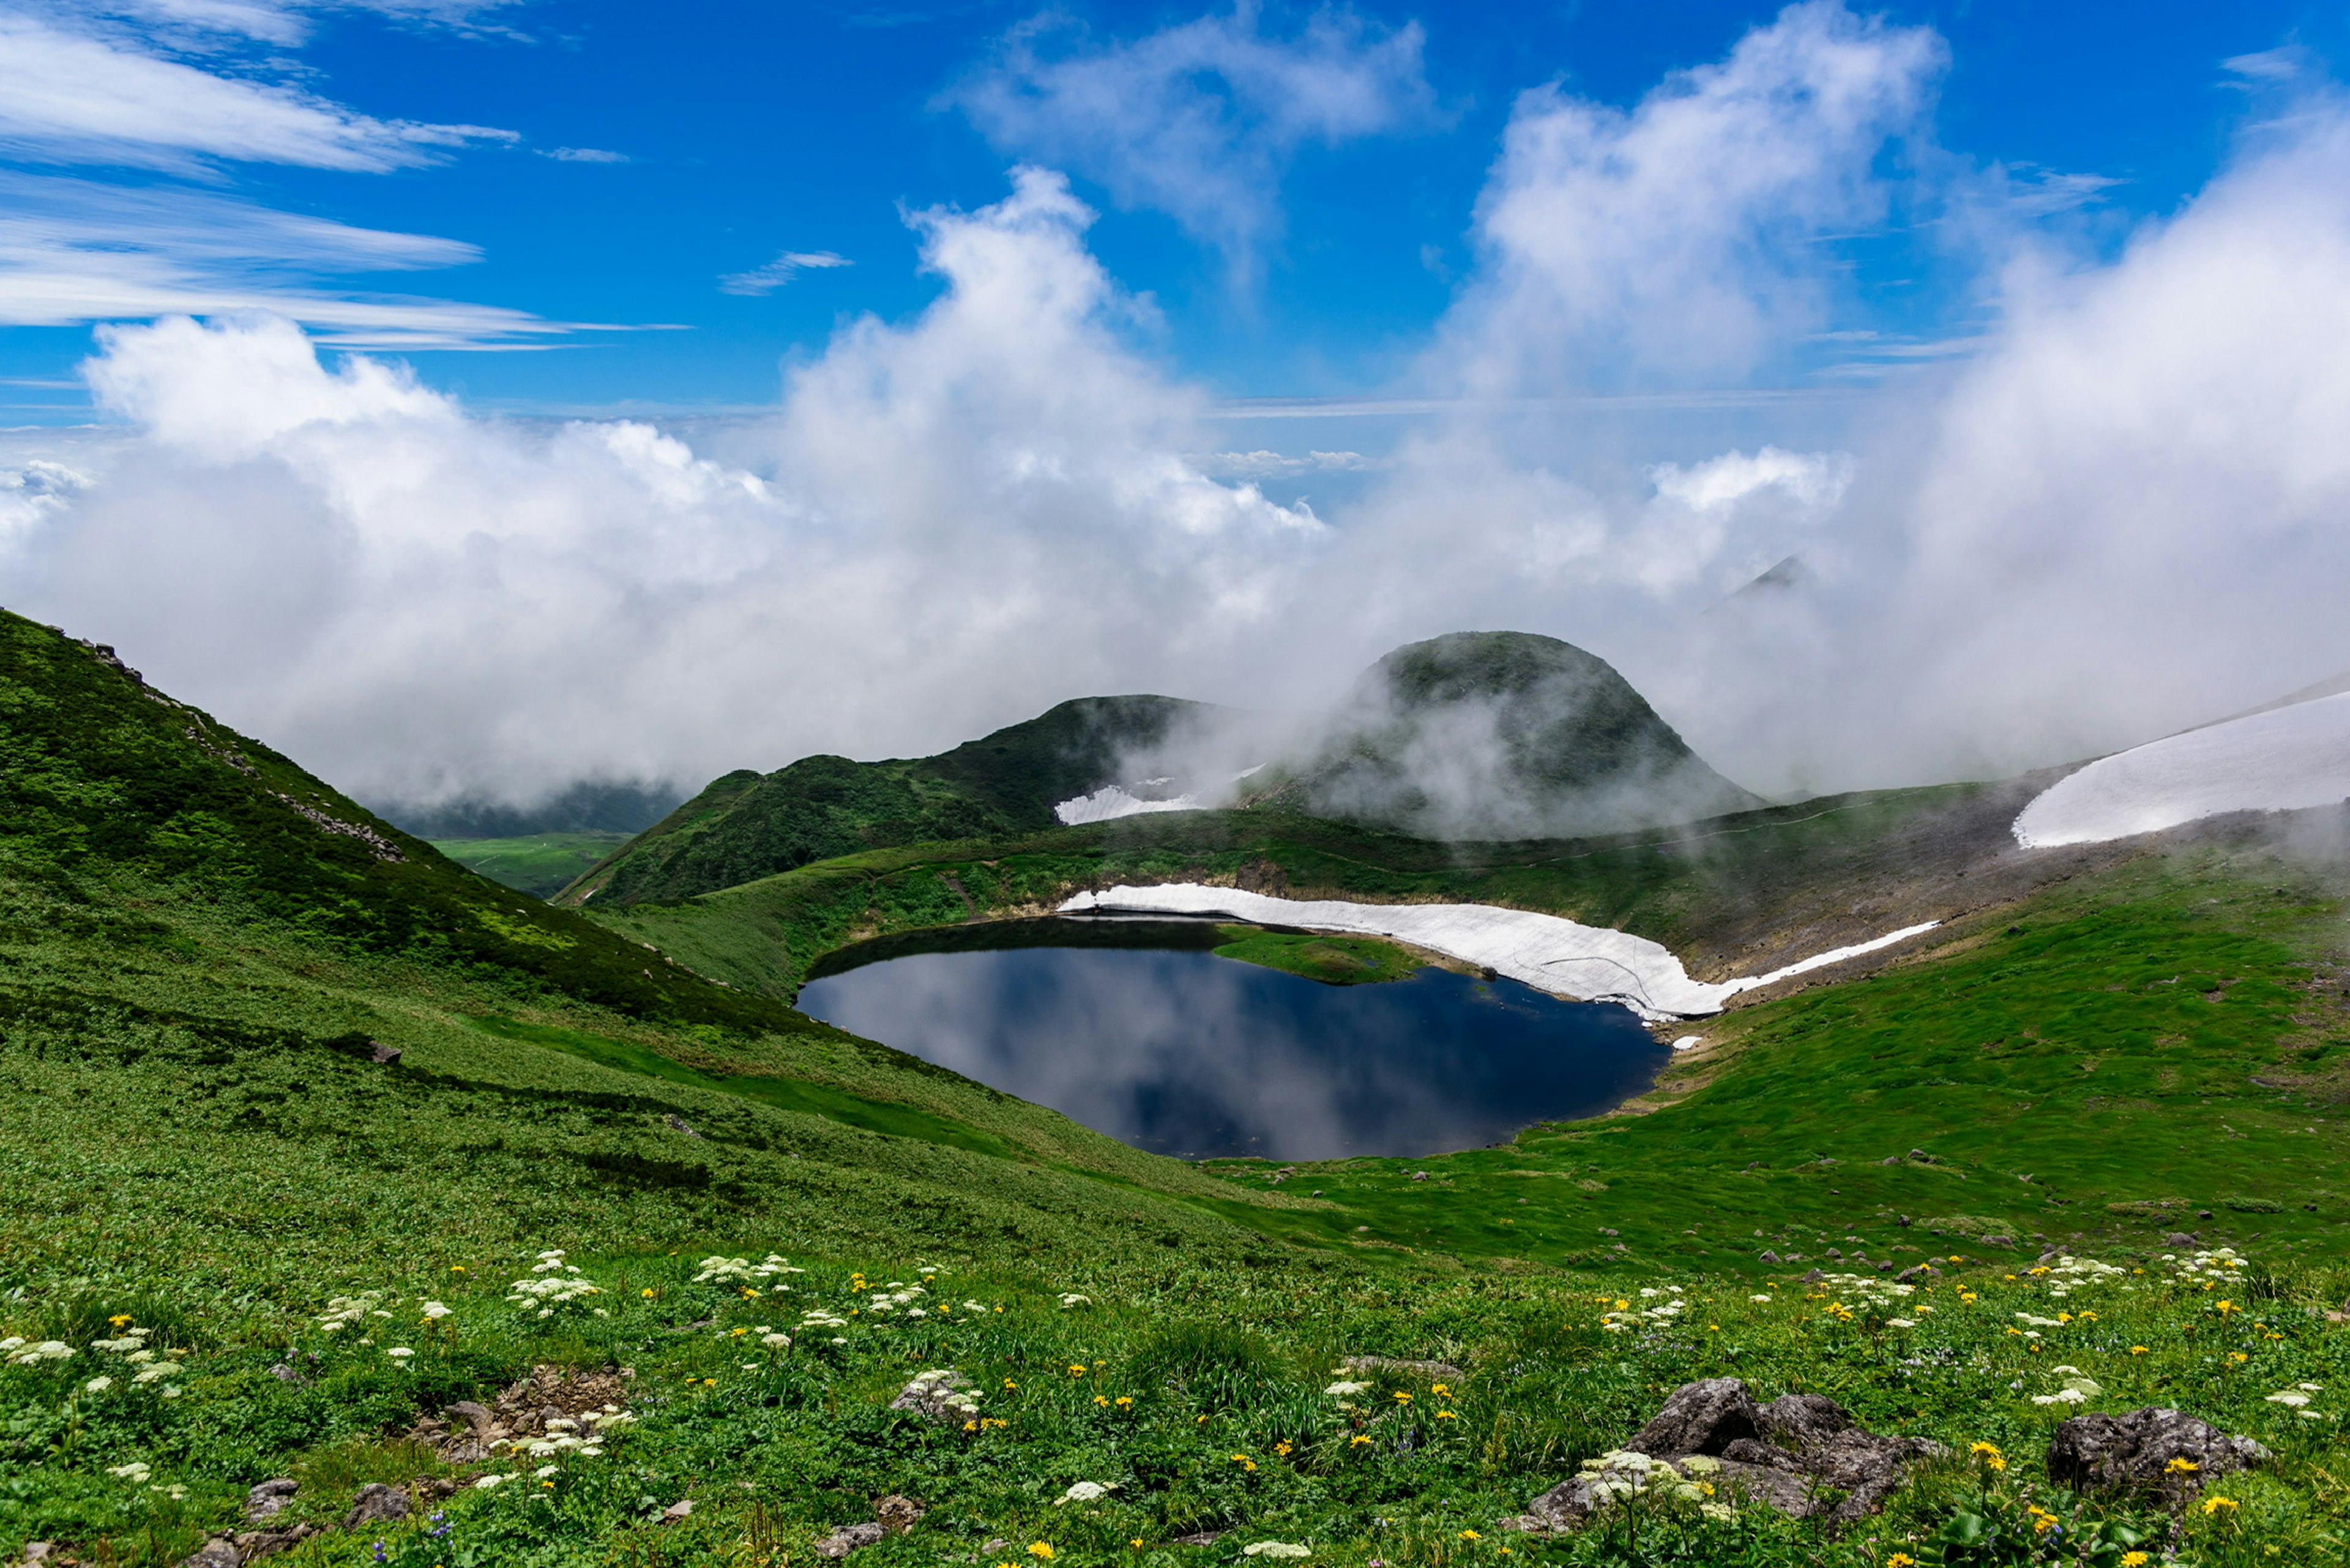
[427,833,633,899]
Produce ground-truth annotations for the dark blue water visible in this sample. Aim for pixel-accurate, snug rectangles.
[795,921,1669,1160]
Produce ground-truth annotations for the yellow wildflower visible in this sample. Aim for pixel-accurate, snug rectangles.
[2201,1495,2239,1517]
[2166,1458,2200,1474]
[1069,1365,1087,1376]
[2130,1346,2149,1356]
[1970,1442,2007,1472]
[1459,1529,1480,1541]
[1029,1544,1056,1560]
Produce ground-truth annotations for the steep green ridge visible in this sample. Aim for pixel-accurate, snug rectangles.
[0,608,1281,1232]
[1256,632,1762,838]
[561,695,1215,906]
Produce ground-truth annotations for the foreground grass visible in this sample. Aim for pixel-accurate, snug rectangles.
[5,1232,2344,1567]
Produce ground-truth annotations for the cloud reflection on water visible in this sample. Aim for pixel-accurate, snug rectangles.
[796,947,1666,1160]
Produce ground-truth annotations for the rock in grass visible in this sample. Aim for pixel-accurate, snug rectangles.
[1533,1380,1939,1531]
[235,1524,319,1560]
[816,1523,887,1558]
[177,1539,241,1568]
[873,1495,925,1533]
[244,1478,298,1523]
[1622,1377,1760,1457]
[2047,1407,2271,1506]
[345,1482,411,1528]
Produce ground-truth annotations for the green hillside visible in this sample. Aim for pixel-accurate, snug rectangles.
[7,606,2350,1566]
[559,695,1217,906]
[428,830,630,898]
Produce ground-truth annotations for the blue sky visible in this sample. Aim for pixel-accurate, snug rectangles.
[2,0,2339,419]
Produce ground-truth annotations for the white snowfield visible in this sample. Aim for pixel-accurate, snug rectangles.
[2014,691,2350,849]
[1056,883,1938,1021]
[1053,785,1201,826]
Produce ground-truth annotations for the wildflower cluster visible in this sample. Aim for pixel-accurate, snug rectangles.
[2163,1247,2248,1284]
[1,1337,75,1365]
[2264,1382,2326,1421]
[903,1369,981,1416]
[865,1282,929,1316]
[692,1253,804,1289]
[2037,1255,2127,1296]
[316,1291,392,1332]
[2029,1365,2103,1406]
[1575,1450,1733,1521]
[508,1250,603,1318]
[1599,1285,1687,1331]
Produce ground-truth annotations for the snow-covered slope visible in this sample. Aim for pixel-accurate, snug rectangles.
[1058,883,1937,1020]
[2014,691,2350,849]
[1053,785,1201,825]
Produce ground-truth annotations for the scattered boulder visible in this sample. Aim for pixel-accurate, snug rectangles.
[815,1523,887,1558]
[2047,1408,2271,1507]
[1341,1356,1466,1381]
[1529,1379,1938,1533]
[236,1525,319,1561]
[345,1483,411,1529]
[416,1366,631,1463]
[890,1368,980,1424]
[660,1500,694,1524]
[2166,1232,2200,1247]
[368,1042,401,1065]
[874,1495,925,1533]
[1622,1377,1760,1457]
[1758,1250,1781,1264]
[177,1539,240,1568]
[245,1479,298,1523]
[665,1114,701,1138]
[267,1362,308,1386]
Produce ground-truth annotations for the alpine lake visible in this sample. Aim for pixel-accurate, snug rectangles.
[794,916,1671,1161]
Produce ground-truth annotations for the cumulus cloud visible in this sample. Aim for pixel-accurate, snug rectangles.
[6,171,1322,810]
[949,2,1436,274]
[1446,0,1942,391]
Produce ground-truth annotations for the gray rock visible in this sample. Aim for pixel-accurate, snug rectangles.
[369,1041,401,1064]
[666,1114,701,1138]
[1758,1249,1781,1263]
[345,1482,411,1528]
[816,1523,888,1558]
[177,1539,241,1568]
[2048,1408,2272,1507]
[1623,1378,1761,1457]
[873,1494,925,1533]
[236,1525,319,1561]
[662,1499,694,1524]
[2166,1232,2200,1247]
[245,1477,299,1522]
[267,1362,307,1386]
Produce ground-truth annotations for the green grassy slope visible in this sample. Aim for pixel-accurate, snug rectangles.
[427,831,630,897]
[559,695,1215,906]
[1196,845,2350,1271]
[0,608,1288,1249]
[579,781,2097,1002]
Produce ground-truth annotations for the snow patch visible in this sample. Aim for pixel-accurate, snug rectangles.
[1053,786,1201,825]
[2015,692,2350,848]
[1054,883,1938,1020]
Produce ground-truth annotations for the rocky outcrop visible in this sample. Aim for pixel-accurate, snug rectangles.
[1525,1379,1938,1533]
[889,1369,980,1424]
[815,1494,926,1556]
[407,1364,630,1463]
[2047,1408,2271,1507]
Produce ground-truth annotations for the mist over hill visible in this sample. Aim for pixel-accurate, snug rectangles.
[564,631,1759,907]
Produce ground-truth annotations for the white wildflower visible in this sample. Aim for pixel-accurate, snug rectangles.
[761,1332,791,1348]
[1884,1318,1917,1329]
[1058,1293,1092,1309]
[1324,1381,1371,1397]
[535,1464,562,1478]
[387,1347,414,1361]
[1240,1544,1309,1559]
[1750,1294,1771,1303]
[474,1473,512,1490]
[2266,1391,2312,1408]
[84,1376,113,1392]
[108,1461,151,1482]
[7,1340,74,1365]
[131,1363,181,1384]
[421,1302,452,1320]
[1056,1482,1118,1505]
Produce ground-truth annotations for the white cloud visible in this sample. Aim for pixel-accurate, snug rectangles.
[543,146,629,163]
[950,4,1435,273]
[1204,449,1369,479]
[0,11,514,171]
[1445,0,1942,391]
[718,250,852,296]
[0,172,583,348]
[4,171,1321,808]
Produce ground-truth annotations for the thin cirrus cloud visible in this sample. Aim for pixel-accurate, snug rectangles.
[947,4,1437,275]
[0,10,515,173]
[0,173,588,349]
[718,250,852,296]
